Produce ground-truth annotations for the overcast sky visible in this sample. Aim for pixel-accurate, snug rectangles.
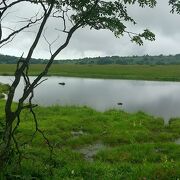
[1,0,180,59]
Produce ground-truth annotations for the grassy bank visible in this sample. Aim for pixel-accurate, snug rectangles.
[1,64,180,81]
[0,83,9,99]
[0,100,180,179]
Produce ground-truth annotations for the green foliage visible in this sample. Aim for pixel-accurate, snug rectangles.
[2,54,180,65]
[49,0,156,44]
[169,0,180,13]
[3,64,180,81]
[123,0,156,7]
[0,83,9,99]
[0,101,180,178]
[0,54,46,64]
[132,29,155,45]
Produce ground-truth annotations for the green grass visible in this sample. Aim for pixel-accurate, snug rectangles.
[0,100,180,179]
[0,83,9,99]
[1,64,180,81]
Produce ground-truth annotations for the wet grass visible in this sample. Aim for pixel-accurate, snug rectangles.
[0,100,180,179]
[1,64,180,81]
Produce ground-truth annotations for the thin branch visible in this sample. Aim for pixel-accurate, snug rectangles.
[43,30,60,56]
[5,0,54,120]
[28,90,53,171]
[0,34,16,48]
[20,0,100,101]
[34,78,48,88]
[0,14,44,45]
[11,115,22,167]
[124,30,140,40]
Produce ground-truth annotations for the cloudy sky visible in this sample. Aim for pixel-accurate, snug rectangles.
[1,0,180,59]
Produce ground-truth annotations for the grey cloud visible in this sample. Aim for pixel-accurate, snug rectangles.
[1,0,180,59]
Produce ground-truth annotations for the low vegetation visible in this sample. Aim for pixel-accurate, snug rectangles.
[2,64,180,81]
[0,83,9,99]
[1,54,180,65]
[0,99,180,179]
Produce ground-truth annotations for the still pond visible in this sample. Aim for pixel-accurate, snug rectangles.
[1,76,180,122]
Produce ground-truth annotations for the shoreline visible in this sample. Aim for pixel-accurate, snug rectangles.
[1,73,180,82]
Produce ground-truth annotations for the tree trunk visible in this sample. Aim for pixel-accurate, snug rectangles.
[0,112,15,171]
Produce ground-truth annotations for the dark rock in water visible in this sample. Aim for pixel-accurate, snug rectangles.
[117,102,123,105]
[59,82,65,86]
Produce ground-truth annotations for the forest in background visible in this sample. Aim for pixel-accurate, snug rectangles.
[1,54,180,65]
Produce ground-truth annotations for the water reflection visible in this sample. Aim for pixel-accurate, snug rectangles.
[1,76,180,122]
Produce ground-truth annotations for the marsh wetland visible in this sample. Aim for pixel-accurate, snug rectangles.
[0,69,180,179]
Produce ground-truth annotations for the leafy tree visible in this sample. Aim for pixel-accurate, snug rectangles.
[169,0,180,13]
[0,0,157,172]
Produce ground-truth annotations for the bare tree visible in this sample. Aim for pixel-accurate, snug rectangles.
[0,0,157,171]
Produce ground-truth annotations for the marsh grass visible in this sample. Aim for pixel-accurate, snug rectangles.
[0,100,180,179]
[1,64,180,81]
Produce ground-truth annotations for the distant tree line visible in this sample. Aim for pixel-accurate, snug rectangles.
[1,53,180,65]
[0,54,46,64]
